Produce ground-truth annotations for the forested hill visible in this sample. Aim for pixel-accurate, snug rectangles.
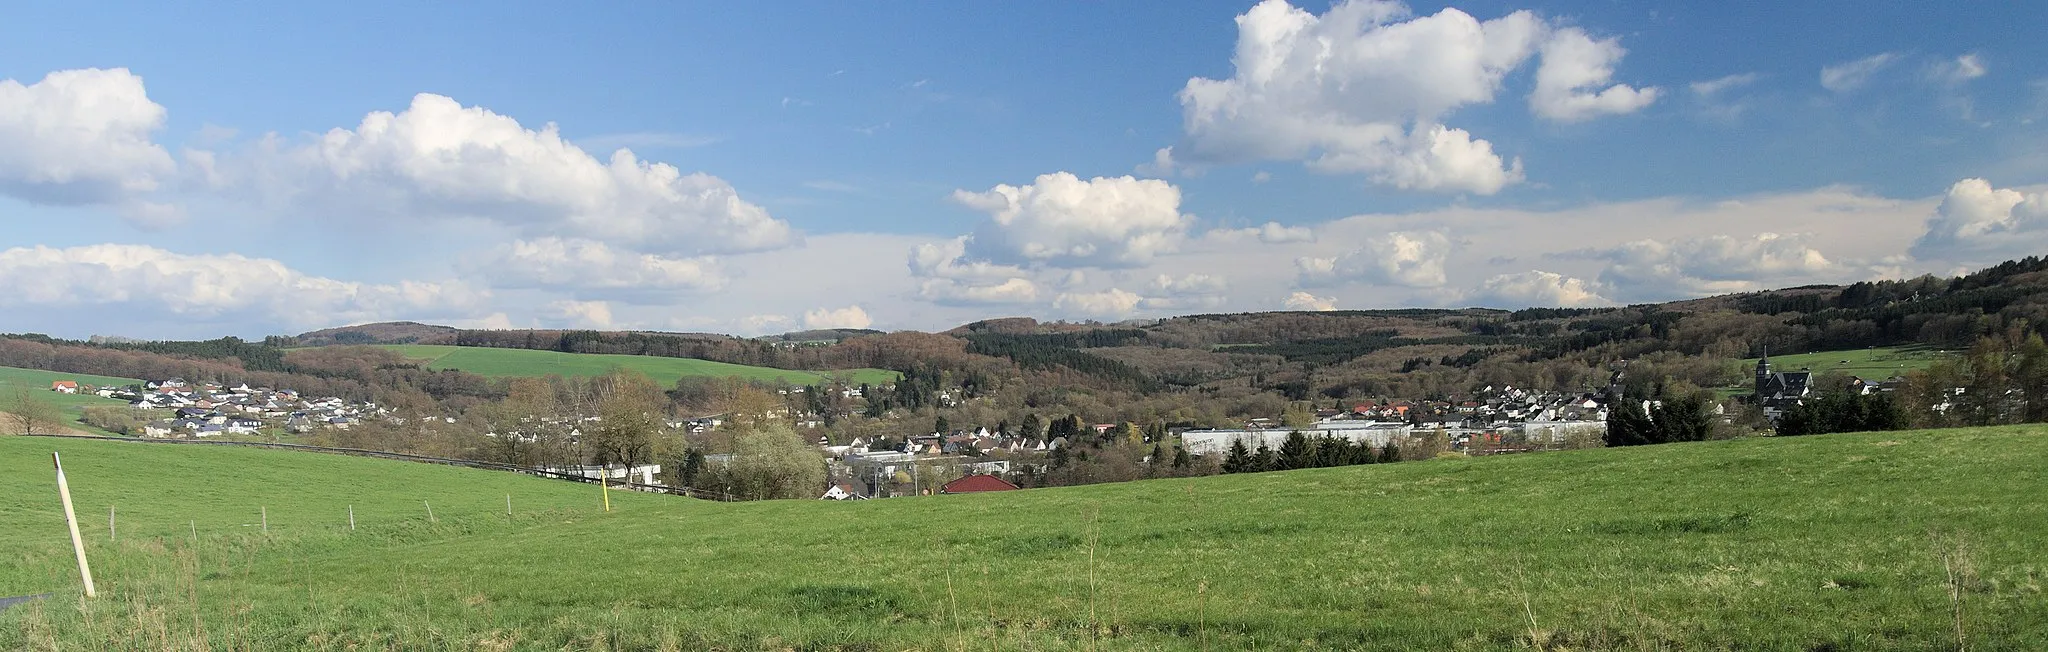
[5,256,2046,412]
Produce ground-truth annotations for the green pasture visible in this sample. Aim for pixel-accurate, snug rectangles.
[7,426,2048,648]
[0,366,140,436]
[1742,345,1949,378]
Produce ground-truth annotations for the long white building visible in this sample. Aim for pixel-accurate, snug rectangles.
[1180,422,1413,456]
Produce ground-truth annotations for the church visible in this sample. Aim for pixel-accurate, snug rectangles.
[1753,351,1812,420]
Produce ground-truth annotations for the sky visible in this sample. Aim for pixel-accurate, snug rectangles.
[3,0,2047,340]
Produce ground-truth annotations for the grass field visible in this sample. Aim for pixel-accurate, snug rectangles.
[378,344,900,387]
[0,366,141,436]
[1743,345,1950,378]
[6,427,2048,650]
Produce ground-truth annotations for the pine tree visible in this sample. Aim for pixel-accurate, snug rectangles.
[1222,439,1251,473]
[1172,446,1192,470]
[1253,442,1278,472]
[1147,442,1166,472]
[1279,431,1312,469]
[1377,441,1401,463]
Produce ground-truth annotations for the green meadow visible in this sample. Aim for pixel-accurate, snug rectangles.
[0,366,140,436]
[1742,345,1949,378]
[5,427,2047,650]
[378,344,900,387]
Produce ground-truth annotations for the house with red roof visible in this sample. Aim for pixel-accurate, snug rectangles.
[50,381,79,394]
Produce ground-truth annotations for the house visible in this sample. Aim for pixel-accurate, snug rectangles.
[1753,352,1813,419]
[821,482,870,500]
[142,421,175,438]
[50,380,79,394]
[939,474,1019,494]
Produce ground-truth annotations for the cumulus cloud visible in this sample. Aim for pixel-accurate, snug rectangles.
[951,172,1190,268]
[1174,0,1651,194]
[1529,28,1660,122]
[544,299,613,328]
[1821,53,1900,92]
[1910,178,2048,261]
[1283,291,1338,311]
[1054,288,1144,320]
[907,237,1027,280]
[1586,233,1839,302]
[246,93,793,255]
[917,278,1042,306]
[1150,273,1228,296]
[0,243,481,330]
[1207,221,1314,244]
[803,305,873,330]
[1460,270,1612,308]
[1297,230,1452,287]
[0,68,177,220]
[468,237,725,301]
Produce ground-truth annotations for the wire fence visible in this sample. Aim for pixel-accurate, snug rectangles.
[20,434,737,501]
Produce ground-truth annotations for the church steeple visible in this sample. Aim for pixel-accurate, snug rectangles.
[1754,346,1772,397]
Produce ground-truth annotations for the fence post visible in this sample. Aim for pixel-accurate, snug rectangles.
[52,452,96,598]
[261,506,268,532]
[424,501,436,523]
[109,505,116,541]
[348,505,355,531]
[506,494,512,522]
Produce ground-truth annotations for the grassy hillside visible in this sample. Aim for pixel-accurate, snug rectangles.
[1741,345,1949,378]
[6,428,2048,650]
[0,366,140,436]
[378,344,900,386]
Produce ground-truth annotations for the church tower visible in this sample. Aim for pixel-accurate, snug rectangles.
[1754,348,1772,398]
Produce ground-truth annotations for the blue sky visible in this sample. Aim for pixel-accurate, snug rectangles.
[2,1,2045,339]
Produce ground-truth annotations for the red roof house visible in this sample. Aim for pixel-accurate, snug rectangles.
[50,381,79,394]
[939,474,1019,494]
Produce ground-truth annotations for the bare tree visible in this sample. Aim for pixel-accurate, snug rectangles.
[6,386,63,435]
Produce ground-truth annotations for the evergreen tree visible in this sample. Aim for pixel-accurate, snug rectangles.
[1604,396,1657,447]
[1148,442,1166,472]
[934,415,950,435]
[1172,446,1192,470]
[1279,431,1312,469]
[1020,413,1044,441]
[1222,439,1251,473]
[1253,442,1278,472]
[1377,441,1401,463]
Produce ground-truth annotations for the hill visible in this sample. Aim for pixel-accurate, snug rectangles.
[379,344,900,387]
[294,321,459,346]
[5,427,2046,649]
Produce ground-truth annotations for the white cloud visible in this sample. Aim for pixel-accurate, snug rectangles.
[1053,288,1144,320]
[0,68,177,219]
[803,305,873,330]
[951,172,1189,268]
[1208,221,1315,244]
[907,238,1027,280]
[917,278,1042,306]
[1282,291,1338,311]
[545,299,613,329]
[1150,273,1228,296]
[246,93,794,255]
[0,243,481,330]
[1460,270,1612,308]
[1690,73,1759,97]
[1929,53,1988,86]
[1297,230,1451,287]
[469,237,725,300]
[1910,178,2048,262]
[736,314,795,336]
[1529,27,1660,122]
[1821,53,1900,92]
[1174,0,1650,194]
[1587,232,1839,302]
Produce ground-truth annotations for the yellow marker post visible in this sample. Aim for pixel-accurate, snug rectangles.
[601,468,612,513]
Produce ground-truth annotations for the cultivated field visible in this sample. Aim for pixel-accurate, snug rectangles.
[378,344,900,386]
[5,426,2047,649]
[0,366,141,436]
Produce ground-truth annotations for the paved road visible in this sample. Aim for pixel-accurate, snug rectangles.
[0,594,48,612]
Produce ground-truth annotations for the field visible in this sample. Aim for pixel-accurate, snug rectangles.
[0,366,141,436]
[6,427,2048,650]
[1742,345,1949,378]
[378,344,900,386]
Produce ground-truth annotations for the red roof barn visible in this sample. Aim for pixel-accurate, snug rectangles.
[939,474,1019,494]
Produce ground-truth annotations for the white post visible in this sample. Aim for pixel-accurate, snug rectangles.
[506,494,513,521]
[261,506,268,532]
[190,520,196,541]
[52,452,96,598]
[108,505,116,540]
[348,505,355,531]
[424,501,436,523]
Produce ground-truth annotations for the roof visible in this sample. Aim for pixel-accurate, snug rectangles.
[939,474,1019,494]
